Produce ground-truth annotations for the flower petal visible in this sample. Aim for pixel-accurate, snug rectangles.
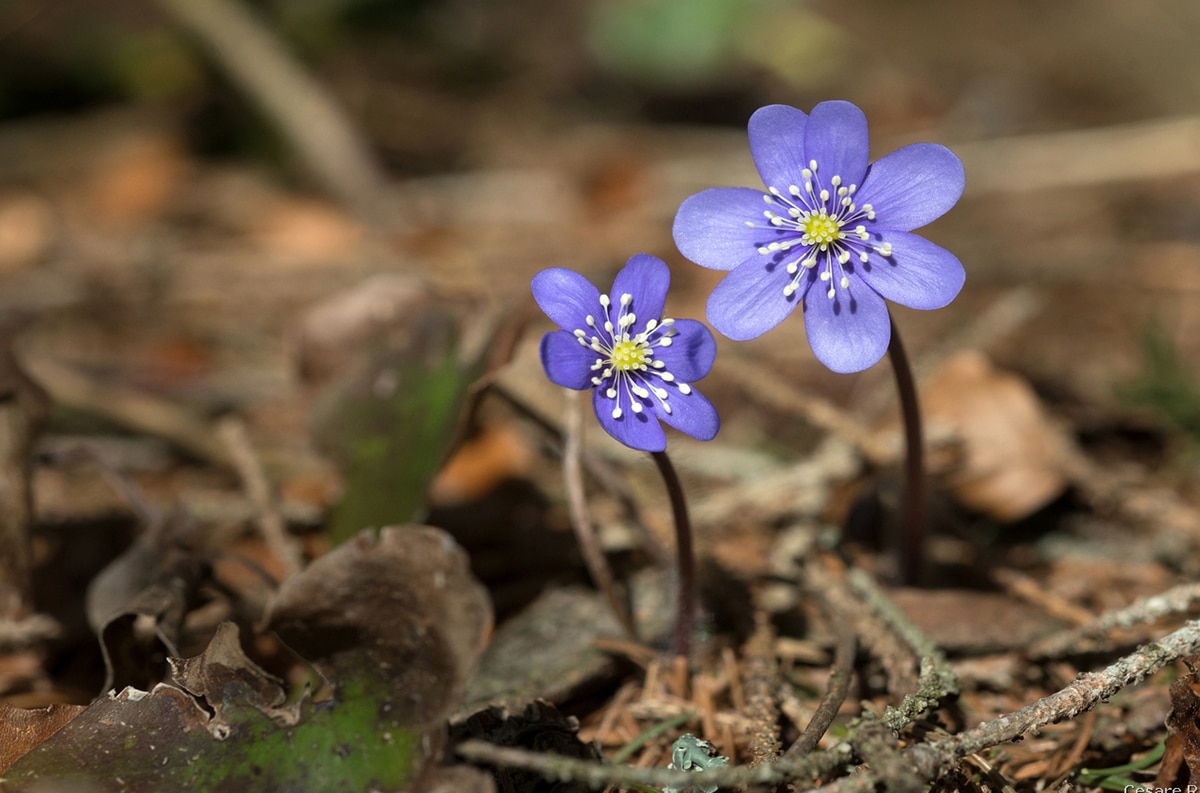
[611,254,669,328]
[706,255,801,341]
[594,387,665,452]
[655,386,719,442]
[652,319,716,382]
[860,143,964,231]
[747,104,809,193]
[803,101,870,190]
[673,187,789,271]
[531,268,601,332]
[802,281,891,373]
[857,231,965,310]
[539,330,596,390]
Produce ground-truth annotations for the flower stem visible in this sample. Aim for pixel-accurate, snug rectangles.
[887,316,926,586]
[650,450,695,659]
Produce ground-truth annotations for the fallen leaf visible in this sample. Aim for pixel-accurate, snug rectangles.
[85,511,209,693]
[0,702,86,773]
[267,525,493,726]
[921,349,1070,521]
[1154,656,1200,789]
[3,526,492,791]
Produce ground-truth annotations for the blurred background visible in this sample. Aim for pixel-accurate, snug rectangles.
[2,0,1200,674]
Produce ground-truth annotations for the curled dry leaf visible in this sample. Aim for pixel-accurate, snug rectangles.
[1154,656,1200,789]
[2,525,493,792]
[920,349,1070,521]
[85,511,209,693]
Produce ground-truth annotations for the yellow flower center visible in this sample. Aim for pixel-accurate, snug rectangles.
[802,213,842,246]
[610,338,650,371]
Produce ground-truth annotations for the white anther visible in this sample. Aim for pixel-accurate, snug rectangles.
[620,293,632,306]
[840,276,850,289]
[599,294,610,307]
[612,406,622,419]
[678,383,692,395]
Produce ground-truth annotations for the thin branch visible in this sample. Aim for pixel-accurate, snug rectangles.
[1030,580,1200,659]
[785,596,856,759]
[561,390,635,639]
[742,611,782,765]
[153,0,387,218]
[216,416,304,580]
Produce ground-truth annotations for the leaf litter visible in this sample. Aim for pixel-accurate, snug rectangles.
[4,3,1200,792]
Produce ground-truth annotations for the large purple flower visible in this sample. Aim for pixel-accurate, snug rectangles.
[532,254,719,452]
[673,101,965,373]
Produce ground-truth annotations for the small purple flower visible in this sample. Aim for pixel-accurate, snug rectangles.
[532,254,719,452]
[673,101,966,373]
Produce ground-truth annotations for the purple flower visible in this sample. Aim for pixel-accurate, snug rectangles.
[673,101,965,373]
[532,254,719,452]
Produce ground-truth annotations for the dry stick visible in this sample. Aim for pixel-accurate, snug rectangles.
[650,450,695,659]
[1030,580,1200,660]
[846,568,959,731]
[215,416,304,580]
[23,356,233,470]
[0,340,47,619]
[886,317,925,586]
[742,611,782,766]
[562,390,636,640]
[785,599,857,759]
[153,0,387,219]
[458,619,1200,792]
[487,383,671,566]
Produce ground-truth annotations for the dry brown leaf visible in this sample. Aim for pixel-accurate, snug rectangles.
[1155,656,1200,789]
[268,525,493,728]
[0,701,86,773]
[921,349,1069,521]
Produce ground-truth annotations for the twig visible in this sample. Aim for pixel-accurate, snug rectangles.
[458,620,1200,791]
[215,416,303,580]
[23,356,233,469]
[898,620,1200,784]
[0,337,48,618]
[742,611,782,766]
[1030,580,1200,660]
[786,596,856,759]
[152,0,387,218]
[561,390,635,640]
[487,383,670,566]
[805,554,917,696]
[846,569,944,664]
